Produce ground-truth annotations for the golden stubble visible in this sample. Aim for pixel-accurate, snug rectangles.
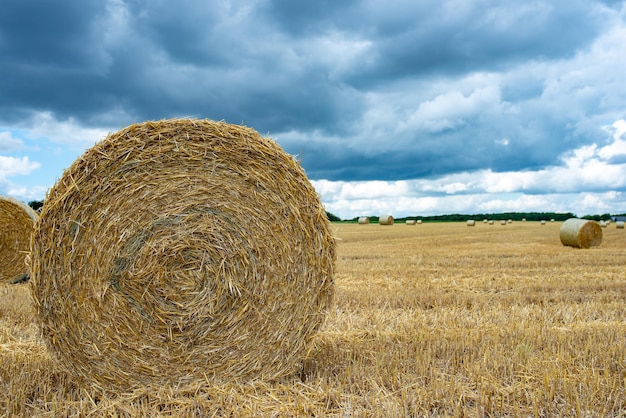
[1,221,625,416]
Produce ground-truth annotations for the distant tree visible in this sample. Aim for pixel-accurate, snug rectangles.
[28,200,44,211]
[326,211,342,222]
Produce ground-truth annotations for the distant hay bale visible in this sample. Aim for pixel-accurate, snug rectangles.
[616,221,624,229]
[379,215,394,225]
[559,218,602,249]
[416,219,422,224]
[483,219,488,223]
[357,216,370,225]
[488,220,494,225]
[541,220,546,225]
[500,220,507,225]
[0,196,38,283]
[406,220,416,225]
[29,118,336,391]
[466,220,475,226]
[600,221,607,227]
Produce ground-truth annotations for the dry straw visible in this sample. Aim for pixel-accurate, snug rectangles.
[29,118,336,391]
[466,220,475,226]
[0,196,38,283]
[379,215,394,225]
[406,220,416,225]
[358,216,370,225]
[559,218,602,249]
[616,221,624,229]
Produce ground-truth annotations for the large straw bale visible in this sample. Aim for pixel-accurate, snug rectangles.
[0,196,38,283]
[379,215,394,225]
[357,216,370,224]
[29,118,336,391]
[616,221,624,229]
[559,218,602,249]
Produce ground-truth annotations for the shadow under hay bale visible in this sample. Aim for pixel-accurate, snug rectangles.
[29,118,336,391]
[0,196,38,283]
[559,218,602,249]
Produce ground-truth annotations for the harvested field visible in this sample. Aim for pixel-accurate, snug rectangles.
[1,221,625,416]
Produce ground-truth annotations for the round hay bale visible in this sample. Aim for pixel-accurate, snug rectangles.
[357,216,370,225]
[379,215,394,225]
[405,220,416,225]
[466,220,475,226]
[500,220,507,225]
[541,220,546,225]
[559,218,602,249]
[616,221,624,229]
[416,219,422,224]
[488,220,494,225]
[600,221,607,227]
[0,196,38,283]
[29,118,336,391]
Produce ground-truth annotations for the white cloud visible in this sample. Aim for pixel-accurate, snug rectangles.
[18,111,109,146]
[0,132,24,151]
[0,156,40,179]
[406,85,503,133]
[598,119,626,160]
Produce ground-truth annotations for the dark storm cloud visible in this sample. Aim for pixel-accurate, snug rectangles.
[0,0,624,187]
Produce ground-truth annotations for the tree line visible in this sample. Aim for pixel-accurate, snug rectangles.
[327,211,626,223]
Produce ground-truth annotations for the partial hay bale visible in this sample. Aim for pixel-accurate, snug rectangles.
[559,218,602,249]
[405,220,416,225]
[0,196,38,283]
[466,220,475,226]
[379,215,394,225]
[616,221,624,229]
[357,216,370,225]
[29,118,336,391]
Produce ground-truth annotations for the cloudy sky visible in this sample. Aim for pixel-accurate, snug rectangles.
[1,0,626,219]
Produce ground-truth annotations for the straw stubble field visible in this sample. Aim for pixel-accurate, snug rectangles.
[1,221,625,416]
